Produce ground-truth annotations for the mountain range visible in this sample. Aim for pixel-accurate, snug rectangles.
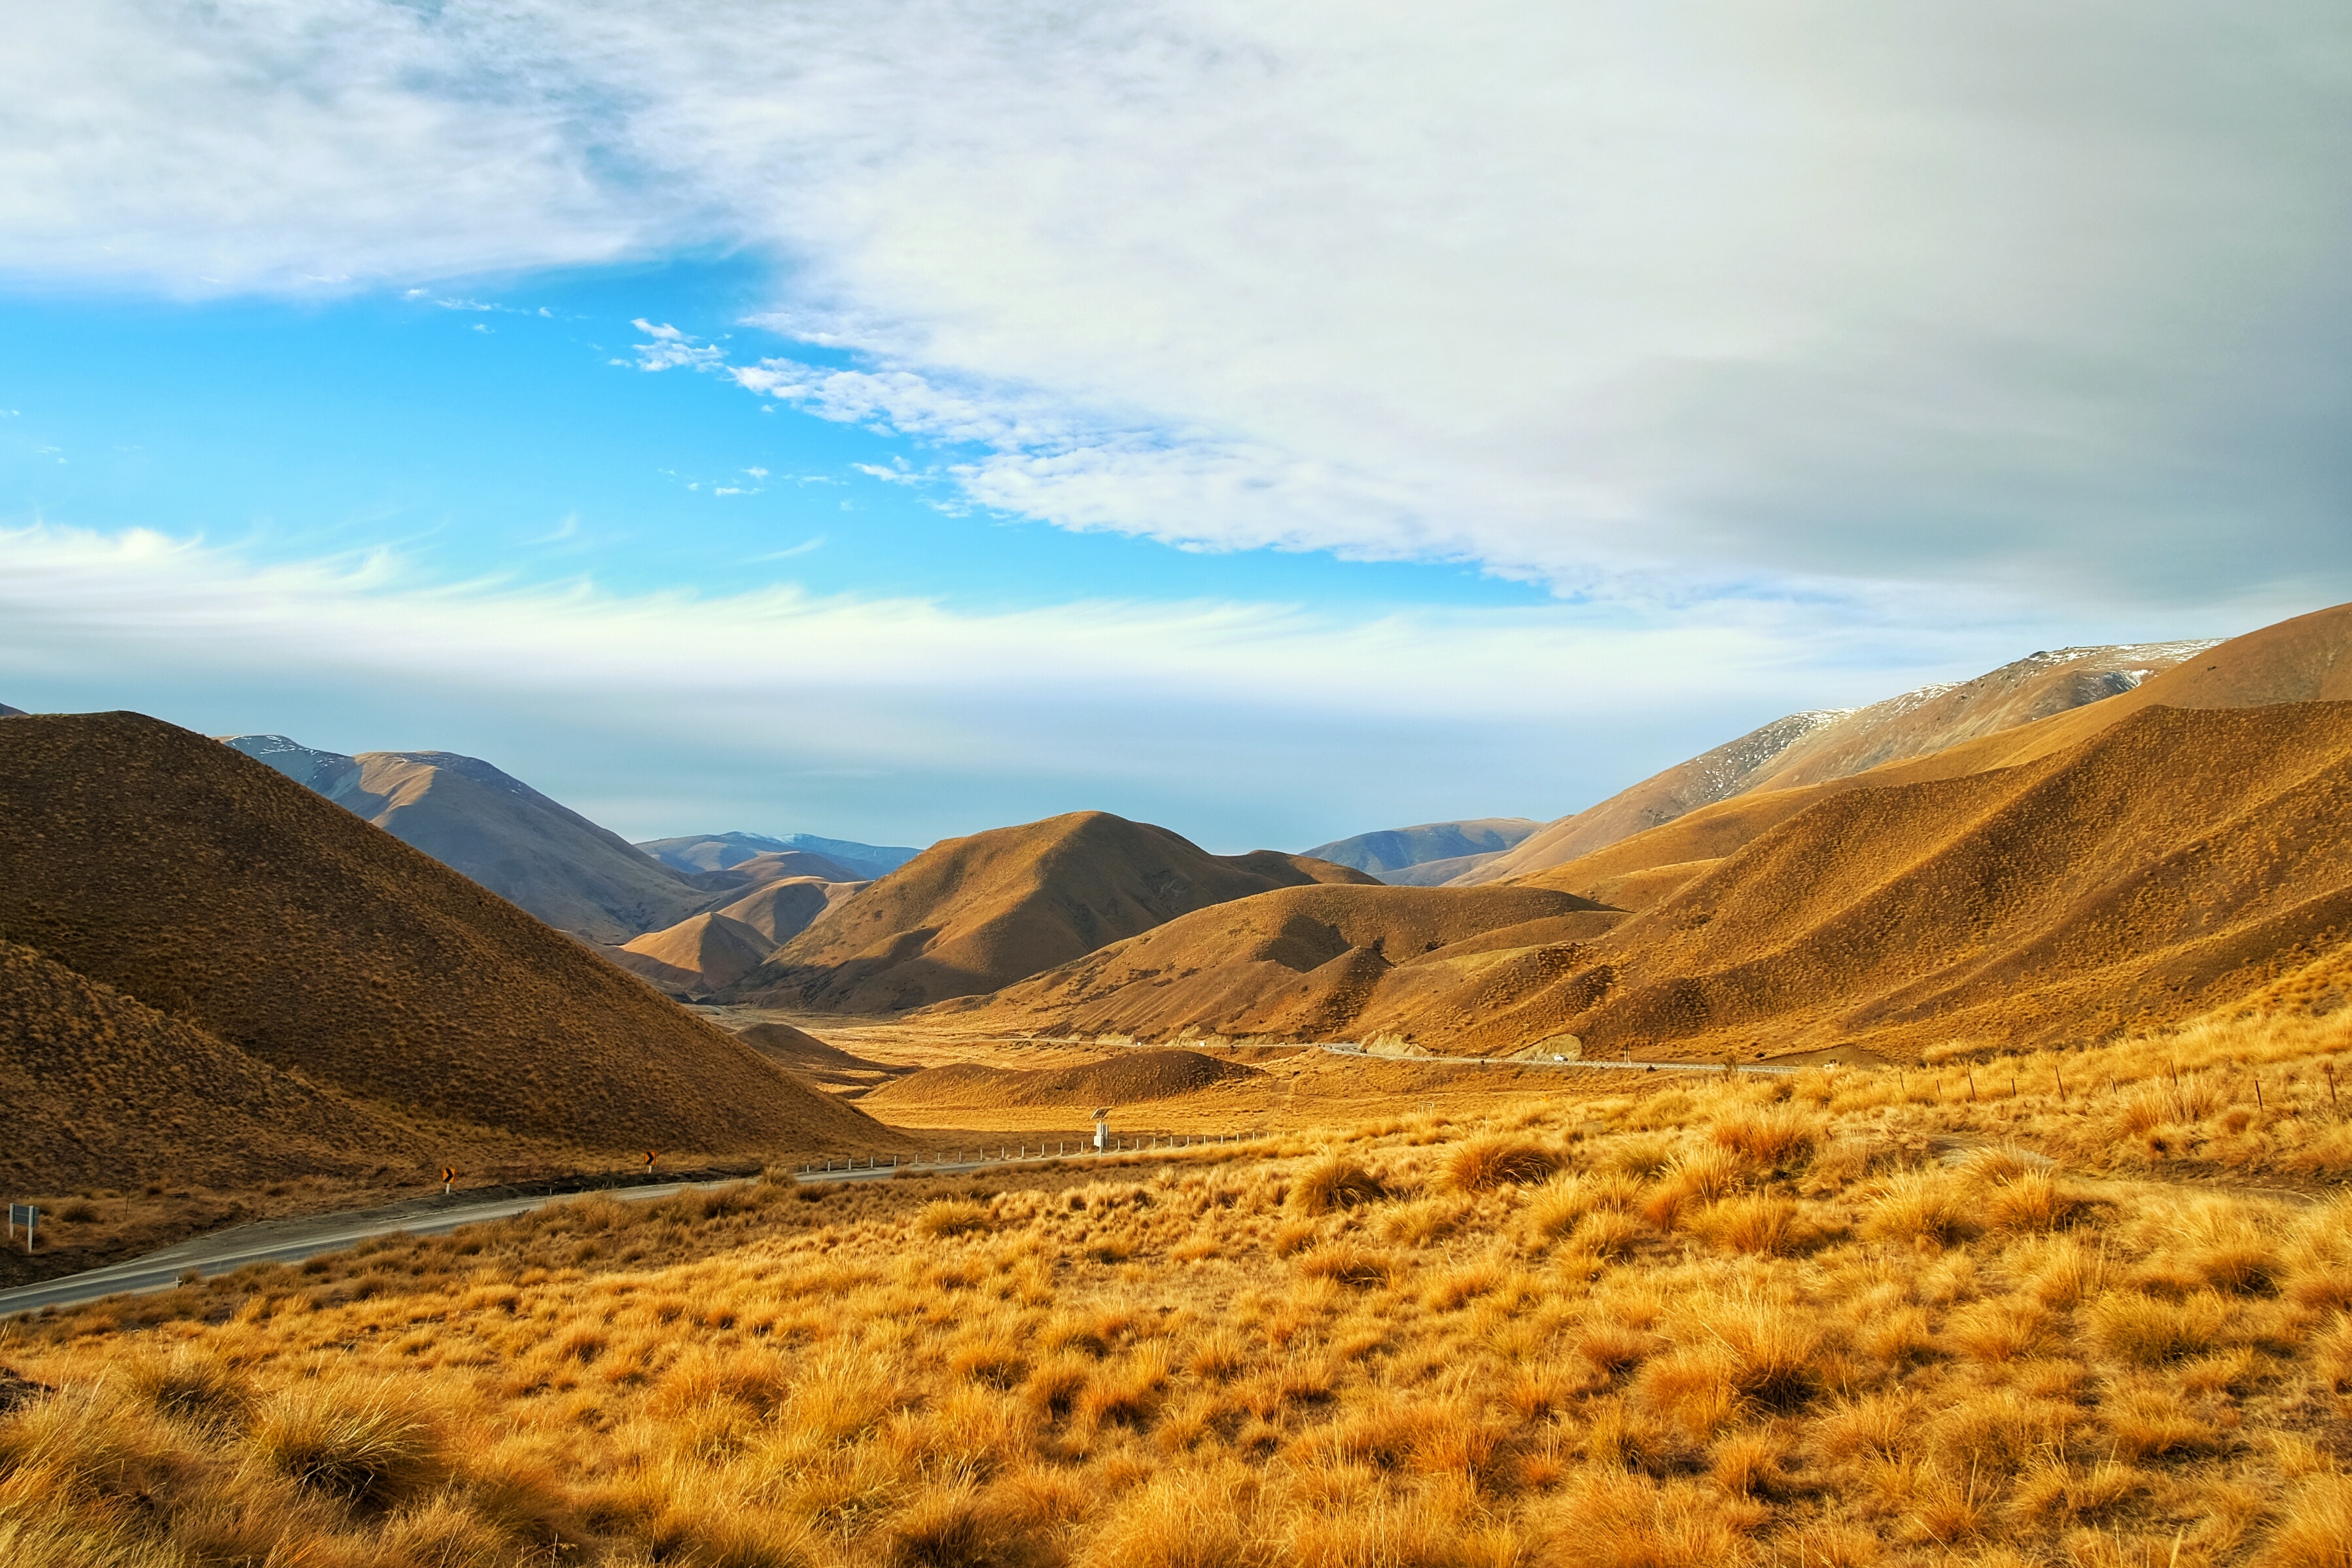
[1301,818,1542,884]
[221,735,900,945]
[930,602,2352,1057]
[637,830,917,882]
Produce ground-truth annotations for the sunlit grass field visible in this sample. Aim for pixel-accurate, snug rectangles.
[5,1004,2351,1568]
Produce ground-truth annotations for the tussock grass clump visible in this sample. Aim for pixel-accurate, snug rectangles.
[1443,1135,1560,1192]
[1286,1156,1390,1215]
[249,1382,440,1508]
[915,1199,994,1238]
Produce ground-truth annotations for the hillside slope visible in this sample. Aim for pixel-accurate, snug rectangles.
[933,882,1621,1043]
[1468,638,2220,884]
[735,811,1377,1013]
[1,713,891,1157]
[226,735,708,942]
[1518,601,2352,907]
[1302,818,1540,882]
[1503,701,2352,1061]
[944,702,2352,1062]
[0,939,415,1192]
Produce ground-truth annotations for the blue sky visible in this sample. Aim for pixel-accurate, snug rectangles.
[2,3,2346,851]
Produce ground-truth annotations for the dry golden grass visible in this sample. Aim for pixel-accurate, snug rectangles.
[5,996,2352,1566]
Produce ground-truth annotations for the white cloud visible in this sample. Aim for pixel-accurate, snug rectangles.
[1,3,2347,611]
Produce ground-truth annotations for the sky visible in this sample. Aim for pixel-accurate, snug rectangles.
[2,2,2347,852]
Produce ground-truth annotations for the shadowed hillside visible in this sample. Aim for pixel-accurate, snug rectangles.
[226,735,711,942]
[735,810,1377,1013]
[0,712,892,1159]
[1469,636,2228,884]
[0,940,415,1192]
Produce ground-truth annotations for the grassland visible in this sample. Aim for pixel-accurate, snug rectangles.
[4,1000,2351,1568]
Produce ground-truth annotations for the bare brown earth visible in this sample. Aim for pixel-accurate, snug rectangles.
[1467,629,2265,884]
[733,810,1377,1014]
[938,703,2352,1064]
[0,712,896,1172]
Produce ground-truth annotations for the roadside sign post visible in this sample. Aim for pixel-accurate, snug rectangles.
[1093,1108,1109,1153]
[7,1204,34,1253]
[644,1151,658,1177]
[440,1166,456,1198]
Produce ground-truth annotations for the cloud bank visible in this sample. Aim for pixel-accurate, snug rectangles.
[0,522,2075,846]
[6,1,2344,610]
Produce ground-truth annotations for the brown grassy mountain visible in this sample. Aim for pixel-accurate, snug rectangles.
[226,735,710,942]
[1467,637,2224,884]
[932,883,1621,1043]
[735,811,1378,1014]
[0,712,892,1161]
[712,876,868,947]
[1518,600,2352,910]
[609,912,777,994]
[0,939,417,1192]
[958,703,2352,1063]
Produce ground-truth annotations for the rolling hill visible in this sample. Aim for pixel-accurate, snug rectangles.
[1302,818,1541,884]
[946,701,2352,1063]
[733,810,1378,1013]
[224,735,711,942]
[1466,637,2222,884]
[0,712,895,1173]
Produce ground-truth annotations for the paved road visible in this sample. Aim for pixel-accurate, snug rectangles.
[0,1142,1236,1320]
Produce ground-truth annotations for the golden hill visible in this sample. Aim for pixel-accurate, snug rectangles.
[0,712,892,1160]
[1469,633,2236,884]
[711,875,866,946]
[941,703,2352,1062]
[1514,701,2352,1062]
[932,882,1620,1043]
[735,811,1377,1013]
[610,912,776,994]
[1520,599,2352,911]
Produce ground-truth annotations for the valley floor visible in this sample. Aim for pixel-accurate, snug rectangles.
[4,1000,2351,1567]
